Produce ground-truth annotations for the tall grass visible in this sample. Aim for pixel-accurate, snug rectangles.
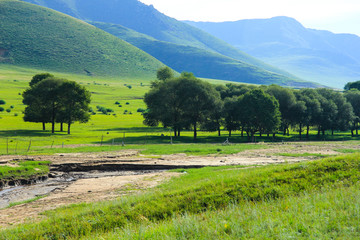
[1,153,360,239]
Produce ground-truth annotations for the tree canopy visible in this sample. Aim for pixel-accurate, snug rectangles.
[23,74,91,134]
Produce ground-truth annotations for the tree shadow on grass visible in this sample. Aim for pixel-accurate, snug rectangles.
[93,127,170,133]
[95,131,360,145]
[0,130,67,138]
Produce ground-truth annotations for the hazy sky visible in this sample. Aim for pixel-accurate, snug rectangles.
[139,0,360,36]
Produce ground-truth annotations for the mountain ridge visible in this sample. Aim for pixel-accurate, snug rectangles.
[22,0,308,86]
[186,17,360,88]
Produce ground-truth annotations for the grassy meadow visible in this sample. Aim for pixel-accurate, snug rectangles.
[0,65,359,155]
[1,66,360,239]
[1,153,360,239]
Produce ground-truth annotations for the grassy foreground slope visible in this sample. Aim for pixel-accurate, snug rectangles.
[1,154,360,239]
[92,22,319,87]
[0,0,164,78]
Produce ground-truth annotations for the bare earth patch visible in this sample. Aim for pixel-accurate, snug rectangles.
[0,172,179,227]
[0,141,357,228]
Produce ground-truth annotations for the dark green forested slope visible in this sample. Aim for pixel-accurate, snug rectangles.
[91,22,319,87]
[0,0,164,78]
[22,0,300,81]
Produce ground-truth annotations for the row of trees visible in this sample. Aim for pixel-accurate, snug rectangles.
[23,73,91,134]
[144,67,360,141]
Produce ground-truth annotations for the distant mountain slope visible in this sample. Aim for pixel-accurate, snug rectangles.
[186,17,360,88]
[22,0,299,81]
[0,0,164,78]
[92,22,318,87]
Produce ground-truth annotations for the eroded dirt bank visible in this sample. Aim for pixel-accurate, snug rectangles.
[0,142,353,227]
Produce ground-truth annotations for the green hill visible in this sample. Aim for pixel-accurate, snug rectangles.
[23,0,303,83]
[92,22,319,87]
[0,0,164,78]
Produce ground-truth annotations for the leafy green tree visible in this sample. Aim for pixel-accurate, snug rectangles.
[177,76,221,140]
[217,83,254,100]
[344,81,360,91]
[144,72,221,140]
[295,89,321,139]
[317,88,353,135]
[288,98,307,139]
[144,78,186,136]
[345,89,360,136]
[266,85,296,136]
[201,98,224,136]
[240,89,281,142]
[29,73,54,87]
[156,66,174,81]
[57,81,91,134]
[223,97,241,137]
[23,75,91,134]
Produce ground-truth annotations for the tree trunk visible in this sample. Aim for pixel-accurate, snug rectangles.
[51,103,55,134]
[173,128,177,137]
[193,122,197,141]
[331,129,334,135]
[299,123,302,140]
[51,119,55,134]
[283,126,286,136]
[306,125,310,139]
[351,129,354,137]
[229,129,232,137]
[60,122,63,132]
[251,132,255,143]
[178,129,181,137]
[67,122,71,134]
[357,127,358,136]
[241,128,244,137]
[259,131,262,137]
[322,129,325,136]
[42,122,46,131]
[218,127,221,137]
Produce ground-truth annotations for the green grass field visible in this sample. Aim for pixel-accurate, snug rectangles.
[1,65,360,157]
[1,153,359,239]
[0,160,50,181]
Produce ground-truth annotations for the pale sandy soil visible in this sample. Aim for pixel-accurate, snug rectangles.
[0,172,179,227]
[0,141,357,228]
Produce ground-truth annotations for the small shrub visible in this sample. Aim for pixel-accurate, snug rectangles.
[137,108,146,113]
[115,101,120,105]
[106,108,114,113]
[126,102,130,105]
[0,107,4,112]
[127,85,132,89]
[14,113,18,117]
[6,109,11,113]
[118,105,122,107]
[0,100,6,105]
[10,105,14,109]
[129,111,133,115]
